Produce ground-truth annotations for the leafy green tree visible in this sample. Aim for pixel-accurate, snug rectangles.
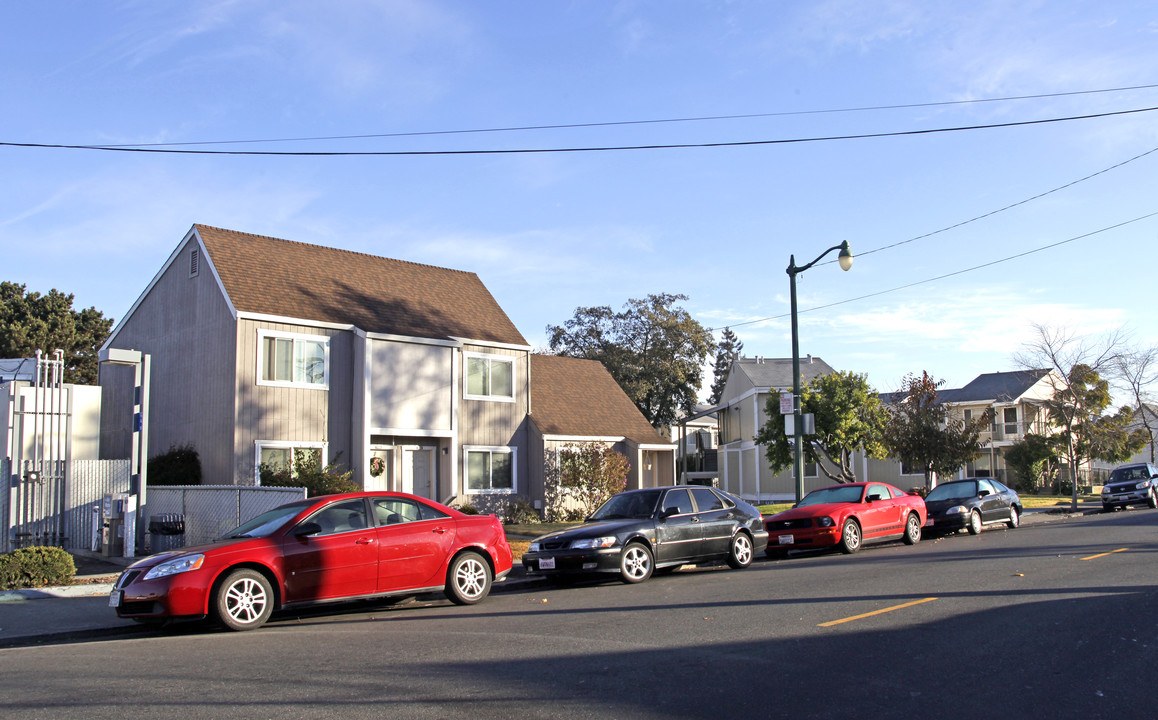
[547,293,715,428]
[147,443,203,486]
[260,450,358,497]
[755,370,889,483]
[0,281,113,384]
[883,371,991,490]
[1003,433,1060,492]
[708,327,743,406]
[544,442,631,521]
[1043,364,1146,487]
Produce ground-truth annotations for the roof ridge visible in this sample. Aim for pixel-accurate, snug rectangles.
[193,223,477,277]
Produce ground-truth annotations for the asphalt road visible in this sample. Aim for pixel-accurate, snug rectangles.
[2,510,1155,719]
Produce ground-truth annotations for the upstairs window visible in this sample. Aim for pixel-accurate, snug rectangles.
[464,353,514,401]
[258,330,329,388]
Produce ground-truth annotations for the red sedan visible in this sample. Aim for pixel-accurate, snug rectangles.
[109,491,513,631]
[763,482,926,557]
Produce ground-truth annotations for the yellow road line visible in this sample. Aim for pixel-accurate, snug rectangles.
[818,597,938,627]
[1081,548,1128,560]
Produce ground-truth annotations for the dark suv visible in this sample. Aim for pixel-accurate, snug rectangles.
[1101,463,1158,512]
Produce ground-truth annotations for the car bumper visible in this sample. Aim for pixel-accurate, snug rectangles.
[925,513,969,531]
[109,568,214,620]
[765,527,840,550]
[1102,491,1150,507]
[521,548,622,575]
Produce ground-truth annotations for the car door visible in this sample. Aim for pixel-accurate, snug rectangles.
[976,479,1003,523]
[280,498,378,603]
[689,486,733,558]
[859,483,904,539]
[371,497,457,591]
[653,488,703,563]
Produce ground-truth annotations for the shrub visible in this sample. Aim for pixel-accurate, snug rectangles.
[0,546,76,590]
[260,451,359,497]
[457,503,481,515]
[498,498,542,524]
[147,443,203,486]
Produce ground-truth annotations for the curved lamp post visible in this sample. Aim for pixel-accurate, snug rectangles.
[787,241,853,503]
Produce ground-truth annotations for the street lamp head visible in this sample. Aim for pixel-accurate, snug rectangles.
[837,241,853,271]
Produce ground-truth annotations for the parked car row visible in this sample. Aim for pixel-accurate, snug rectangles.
[762,478,1024,559]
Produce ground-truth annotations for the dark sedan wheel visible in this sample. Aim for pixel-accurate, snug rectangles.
[214,569,274,632]
[726,532,754,569]
[839,519,862,554]
[902,513,921,545]
[446,551,492,605]
[967,509,982,535]
[619,542,653,583]
[1007,506,1020,528]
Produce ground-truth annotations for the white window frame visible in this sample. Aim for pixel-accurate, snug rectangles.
[257,329,330,389]
[255,441,327,485]
[463,445,517,495]
[463,352,515,403]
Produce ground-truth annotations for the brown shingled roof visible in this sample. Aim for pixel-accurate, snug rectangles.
[195,225,528,345]
[530,354,670,446]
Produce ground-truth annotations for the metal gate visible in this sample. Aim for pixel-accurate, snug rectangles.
[7,350,70,549]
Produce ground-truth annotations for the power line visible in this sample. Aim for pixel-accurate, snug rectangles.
[852,144,1158,260]
[60,82,1158,149]
[3,105,1157,157]
[710,210,1158,333]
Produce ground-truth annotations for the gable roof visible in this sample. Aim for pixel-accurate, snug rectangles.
[731,355,837,389]
[195,225,528,345]
[939,369,1052,404]
[529,354,670,446]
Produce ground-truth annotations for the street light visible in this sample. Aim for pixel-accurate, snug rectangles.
[787,240,853,503]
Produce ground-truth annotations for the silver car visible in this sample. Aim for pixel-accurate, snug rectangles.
[1101,463,1158,512]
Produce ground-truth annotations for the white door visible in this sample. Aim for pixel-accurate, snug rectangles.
[401,447,436,499]
[366,448,392,492]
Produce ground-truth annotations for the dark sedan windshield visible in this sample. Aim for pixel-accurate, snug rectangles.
[224,500,313,538]
[798,485,864,507]
[926,482,979,502]
[591,490,663,520]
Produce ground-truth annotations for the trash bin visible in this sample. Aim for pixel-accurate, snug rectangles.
[148,514,185,553]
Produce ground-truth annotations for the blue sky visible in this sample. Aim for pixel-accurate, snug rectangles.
[4,1,1157,399]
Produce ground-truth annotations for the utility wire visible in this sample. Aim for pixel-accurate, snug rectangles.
[53,82,1158,149]
[3,105,1157,156]
[709,211,1158,333]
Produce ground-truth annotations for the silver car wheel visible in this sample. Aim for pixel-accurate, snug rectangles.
[619,543,653,583]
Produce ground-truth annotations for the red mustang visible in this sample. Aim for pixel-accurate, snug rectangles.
[763,482,926,557]
[109,492,512,631]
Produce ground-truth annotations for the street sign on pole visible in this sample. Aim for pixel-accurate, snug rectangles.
[780,392,793,415]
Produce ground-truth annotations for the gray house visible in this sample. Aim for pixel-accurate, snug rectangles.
[99,225,673,511]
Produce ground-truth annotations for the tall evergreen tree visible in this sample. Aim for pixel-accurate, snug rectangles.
[0,282,113,384]
[708,327,743,406]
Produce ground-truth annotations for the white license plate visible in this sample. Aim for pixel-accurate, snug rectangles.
[539,557,556,570]
[778,534,794,545]
[108,589,122,608]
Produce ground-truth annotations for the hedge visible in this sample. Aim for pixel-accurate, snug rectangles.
[0,546,77,590]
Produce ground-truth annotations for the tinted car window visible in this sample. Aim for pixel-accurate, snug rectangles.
[978,479,996,495]
[373,497,449,525]
[690,487,724,511]
[307,499,369,534]
[799,485,864,506]
[865,484,890,502]
[926,482,977,502]
[663,489,695,515]
[992,480,1011,493]
[592,490,662,519]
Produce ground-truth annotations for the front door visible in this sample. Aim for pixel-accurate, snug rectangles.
[401,446,436,499]
[653,488,703,563]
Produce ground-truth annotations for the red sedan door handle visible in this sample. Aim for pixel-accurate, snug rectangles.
[355,537,373,545]
[432,526,448,534]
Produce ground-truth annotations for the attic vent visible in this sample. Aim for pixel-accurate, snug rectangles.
[189,248,200,277]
